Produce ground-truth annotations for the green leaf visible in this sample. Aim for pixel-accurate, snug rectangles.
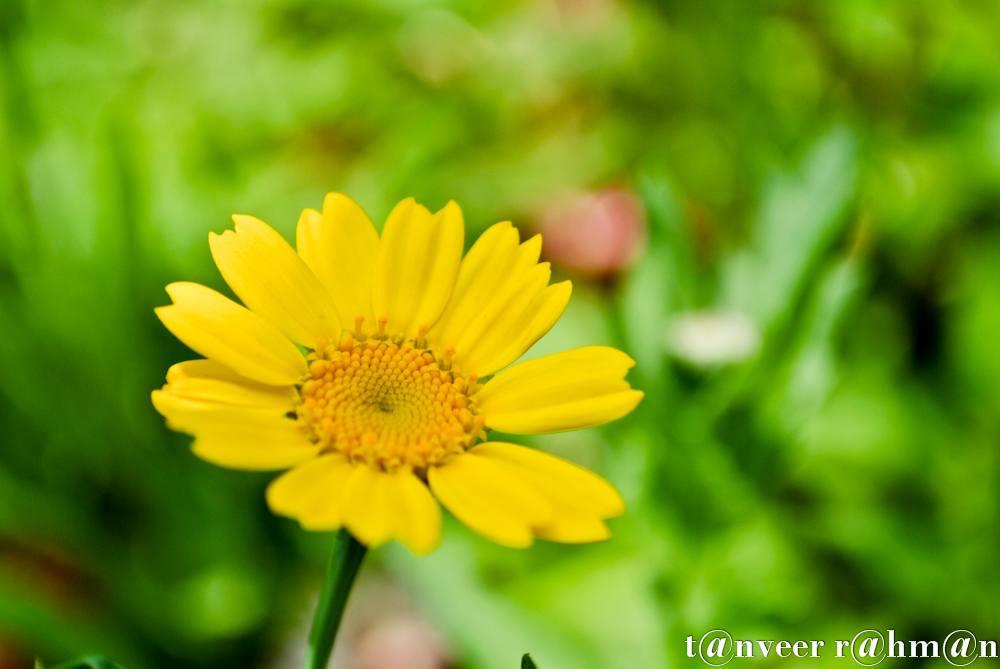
[522,654,538,669]
[73,657,129,669]
[722,126,859,330]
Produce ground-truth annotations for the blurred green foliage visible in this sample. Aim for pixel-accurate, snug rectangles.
[36,657,128,669]
[1,0,999,668]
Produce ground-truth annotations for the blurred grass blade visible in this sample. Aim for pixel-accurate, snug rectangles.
[722,126,858,330]
[522,654,538,669]
[37,657,128,669]
[773,257,862,433]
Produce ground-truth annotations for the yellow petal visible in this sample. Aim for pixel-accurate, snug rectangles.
[387,470,442,555]
[296,193,380,331]
[339,466,441,554]
[155,372,294,413]
[155,282,307,385]
[454,278,572,378]
[210,215,341,347]
[186,409,320,470]
[471,442,623,545]
[154,358,297,434]
[427,452,553,548]
[452,262,550,357]
[429,222,542,350]
[339,465,393,547]
[266,455,355,530]
[470,442,625,517]
[152,390,290,434]
[477,346,644,434]
[535,516,611,544]
[166,359,258,385]
[371,199,464,339]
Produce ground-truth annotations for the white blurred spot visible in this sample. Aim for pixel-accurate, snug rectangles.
[666,311,761,368]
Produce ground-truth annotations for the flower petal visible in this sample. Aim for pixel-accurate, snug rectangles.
[210,215,341,347]
[296,193,380,331]
[340,466,394,547]
[387,470,442,555]
[471,442,623,545]
[470,442,624,517]
[266,454,355,529]
[339,466,441,553]
[165,359,260,384]
[429,222,542,351]
[371,199,464,339]
[477,346,644,434]
[535,515,611,544]
[154,357,297,435]
[186,409,320,471]
[155,282,307,385]
[454,277,572,378]
[152,389,290,432]
[427,451,553,548]
[156,360,294,410]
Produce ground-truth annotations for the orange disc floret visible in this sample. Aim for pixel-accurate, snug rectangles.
[297,340,481,472]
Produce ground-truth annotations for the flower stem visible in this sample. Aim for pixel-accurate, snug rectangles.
[301,529,367,669]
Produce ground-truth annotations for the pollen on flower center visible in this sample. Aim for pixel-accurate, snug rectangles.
[296,338,482,472]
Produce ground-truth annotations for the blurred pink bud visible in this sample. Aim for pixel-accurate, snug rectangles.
[538,187,647,276]
[551,0,615,17]
[356,618,452,669]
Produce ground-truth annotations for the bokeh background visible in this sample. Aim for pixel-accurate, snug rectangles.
[2,0,1000,667]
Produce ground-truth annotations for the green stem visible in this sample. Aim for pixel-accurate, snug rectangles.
[301,529,367,669]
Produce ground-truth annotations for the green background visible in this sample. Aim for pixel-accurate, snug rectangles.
[1,0,999,667]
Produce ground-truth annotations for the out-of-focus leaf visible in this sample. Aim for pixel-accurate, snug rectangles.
[169,566,269,640]
[950,239,1000,410]
[637,173,696,309]
[620,246,672,376]
[722,127,858,330]
[39,657,128,669]
[770,257,863,434]
[622,174,696,378]
[0,582,139,669]
[521,654,538,669]
[389,537,591,669]
[388,535,593,669]
[507,549,669,669]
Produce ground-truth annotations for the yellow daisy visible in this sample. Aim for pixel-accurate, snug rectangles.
[152,194,644,555]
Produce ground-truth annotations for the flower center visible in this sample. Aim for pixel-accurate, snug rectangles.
[296,336,482,472]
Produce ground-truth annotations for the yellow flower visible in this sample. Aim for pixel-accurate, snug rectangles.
[152,194,643,554]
